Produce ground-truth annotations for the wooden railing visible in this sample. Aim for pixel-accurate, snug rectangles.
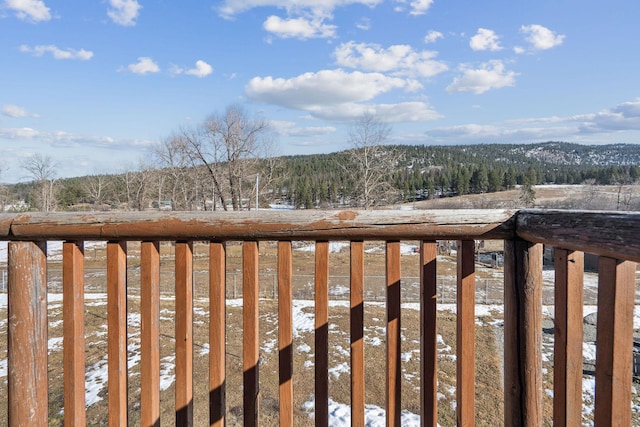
[0,209,638,426]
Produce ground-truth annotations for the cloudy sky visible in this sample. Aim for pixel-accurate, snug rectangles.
[1,0,639,183]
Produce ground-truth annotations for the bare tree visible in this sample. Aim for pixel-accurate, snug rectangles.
[180,126,228,210]
[0,164,9,212]
[346,112,396,209]
[83,172,111,210]
[198,105,270,210]
[153,134,200,210]
[249,135,286,210]
[121,159,155,211]
[22,153,58,212]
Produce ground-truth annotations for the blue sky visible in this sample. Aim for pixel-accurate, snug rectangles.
[1,0,640,183]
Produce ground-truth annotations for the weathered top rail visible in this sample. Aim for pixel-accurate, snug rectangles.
[0,209,517,241]
[517,209,640,263]
[1,208,640,262]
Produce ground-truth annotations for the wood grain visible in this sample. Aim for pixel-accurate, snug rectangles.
[176,242,194,426]
[553,249,583,426]
[8,241,48,426]
[63,241,86,427]
[315,241,329,427]
[107,241,128,427]
[141,241,160,427]
[420,241,438,427]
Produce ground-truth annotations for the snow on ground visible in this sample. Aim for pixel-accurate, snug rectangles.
[302,396,422,426]
[0,241,106,264]
[296,241,420,256]
[297,241,350,253]
[0,292,637,424]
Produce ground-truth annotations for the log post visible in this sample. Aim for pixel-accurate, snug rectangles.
[504,239,543,427]
[8,241,48,426]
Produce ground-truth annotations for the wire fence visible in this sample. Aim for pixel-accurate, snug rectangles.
[0,268,588,305]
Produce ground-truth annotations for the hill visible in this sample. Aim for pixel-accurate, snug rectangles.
[2,142,639,211]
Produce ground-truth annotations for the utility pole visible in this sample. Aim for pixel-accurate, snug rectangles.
[255,174,259,211]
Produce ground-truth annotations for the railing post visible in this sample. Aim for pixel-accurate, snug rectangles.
[553,249,583,426]
[209,242,226,427]
[420,241,438,427]
[141,241,161,427]
[315,241,329,427]
[504,239,543,427]
[176,241,194,426]
[386,241,401,427]
[107,241,128,427]
[8,241,48,426]
[63,241,86,427]
[456,240,475,427]
[278,241,294,426]
[243,241,260,427]
[594,256,635,425]
[350,241,365,427]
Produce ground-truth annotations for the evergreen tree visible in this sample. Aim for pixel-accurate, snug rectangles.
[519,166,537,207]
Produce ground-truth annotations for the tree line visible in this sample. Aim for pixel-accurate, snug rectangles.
[2,110,640,212]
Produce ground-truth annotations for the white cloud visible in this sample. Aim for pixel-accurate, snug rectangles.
[424,123,573,144]
[272,121,337,137]
[521,24,565,50]
[355,17,371,30]
[19,44,93,60]
[0,126,40,139]
[4,0,51,22]
[217,0,382,19]
[470,28,502,51]
[1,104,39,118]
[0,124,157,150]
[126,57,160,75]
[424,30,443,44]
[107,0,141,26]
[394,0,434,16]
[186,60,213,77]
[171,60,213,77]
[423,98,640,144]
[334,41,447,78]
[446,60,517,94]
[578,98,640,133]
[246,69,409,109]
[263,15,336,39]
[308,101,441,122]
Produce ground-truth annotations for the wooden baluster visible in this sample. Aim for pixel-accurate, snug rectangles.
[244,241,260,427]
[420,241,438,427]
[315,241,329,427]
[553,249,583,426]
[594,257,635,425]
[209,242,226,427]
[351,241,365,427]
[278,241,293,426]
[504,240,543,427]
[107,241,128,427]
[8,241,48,426]
[456,240,475,427]
[141,241,161,427]
[386,241,401,427]
[176,242,194,426]
[63,241,86,427]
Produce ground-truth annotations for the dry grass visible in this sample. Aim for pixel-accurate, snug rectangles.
[0,299,506,426]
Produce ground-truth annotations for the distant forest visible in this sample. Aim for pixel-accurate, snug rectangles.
[2,141,640,212]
